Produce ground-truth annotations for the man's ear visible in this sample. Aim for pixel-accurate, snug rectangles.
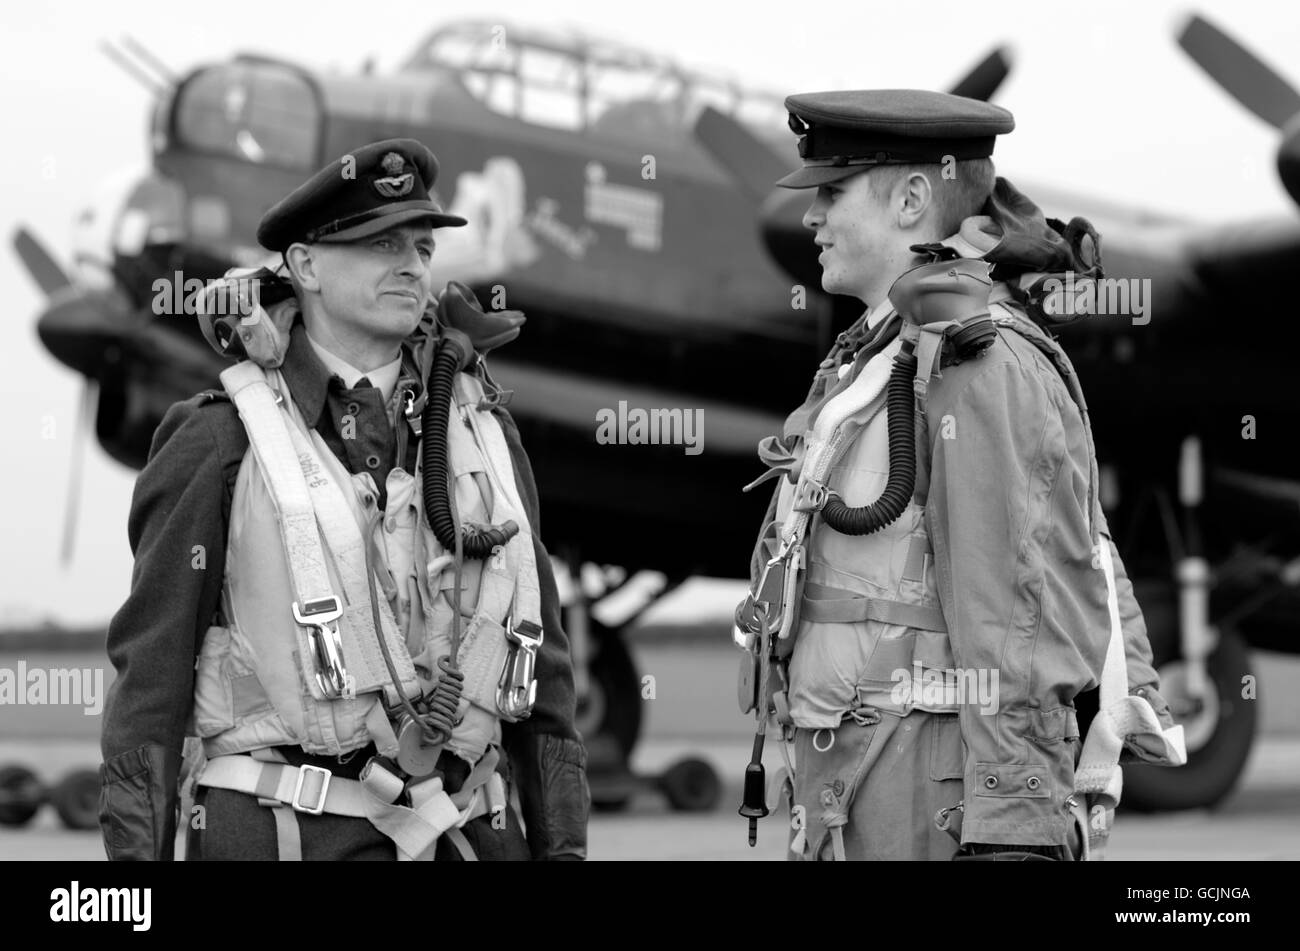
[897,171,933,231]
[284,242,322,293]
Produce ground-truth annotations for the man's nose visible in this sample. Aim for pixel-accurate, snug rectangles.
[395,244,426,278]
[802,197,825,231]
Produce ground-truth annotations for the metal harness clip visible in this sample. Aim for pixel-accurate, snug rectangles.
[291,764,332,815]
[496,617,543,720]
[293,596,349,699]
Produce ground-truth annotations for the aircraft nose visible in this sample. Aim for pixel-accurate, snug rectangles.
[36,286,130,378]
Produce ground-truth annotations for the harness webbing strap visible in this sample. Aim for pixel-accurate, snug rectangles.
[270,806,302,861]
[198,753,498,861]
[221,362,337,645]
[221,362,417,705]
[1073,539,1187,858]
[445,375,543,731]
[280,384,417,702]
[800,584,948,633]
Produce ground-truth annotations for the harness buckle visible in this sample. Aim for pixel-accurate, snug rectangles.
[291,764,332,815]
[293,597,349,699]
[496,618,543,720]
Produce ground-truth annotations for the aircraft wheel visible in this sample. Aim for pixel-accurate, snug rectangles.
[1121,582,1257,812]
[658,757,721,812]
[578,624,644,812]
[0,765,45,827]
[577,622,643,762]
[51,769,101,830]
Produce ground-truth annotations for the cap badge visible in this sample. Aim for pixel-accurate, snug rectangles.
[373,152,414,198]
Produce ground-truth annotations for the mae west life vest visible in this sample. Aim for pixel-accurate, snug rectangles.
[775,310,956,729]
[189,357,542,769]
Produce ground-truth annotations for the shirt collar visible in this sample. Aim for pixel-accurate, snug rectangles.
[866,300,896,331]
[278,322,424,428]
[305,332,402,403]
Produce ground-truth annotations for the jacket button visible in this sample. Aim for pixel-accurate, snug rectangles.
[984,775,998,789]
[366,454,381,469]
[1027,776,1041,790]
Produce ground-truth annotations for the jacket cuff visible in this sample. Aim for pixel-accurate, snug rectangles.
[509,734,590,860]
[99,744,181,861]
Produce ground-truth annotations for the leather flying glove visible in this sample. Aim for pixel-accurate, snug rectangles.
[506,733,590,860]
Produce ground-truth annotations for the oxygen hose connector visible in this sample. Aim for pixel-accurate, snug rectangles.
[818,258,994,537]
[422,326,521,559]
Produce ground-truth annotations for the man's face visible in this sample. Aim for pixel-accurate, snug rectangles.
[306,222,435,344]
[802,169,899,306]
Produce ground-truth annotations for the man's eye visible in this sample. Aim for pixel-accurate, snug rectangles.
[417,246,433,260]
[374,238,394,250]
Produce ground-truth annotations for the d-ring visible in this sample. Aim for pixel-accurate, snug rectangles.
[812,728,835,753]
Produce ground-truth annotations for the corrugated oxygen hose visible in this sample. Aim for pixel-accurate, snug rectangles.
[819,346,918,535]
[421,330,519,559]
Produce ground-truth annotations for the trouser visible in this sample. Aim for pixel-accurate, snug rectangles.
[185,744,531,861]
[787,710,964,861]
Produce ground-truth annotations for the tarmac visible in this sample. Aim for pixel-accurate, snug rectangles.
[2,618,1298,861]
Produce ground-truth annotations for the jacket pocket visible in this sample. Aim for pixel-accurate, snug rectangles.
[929,713,965,781]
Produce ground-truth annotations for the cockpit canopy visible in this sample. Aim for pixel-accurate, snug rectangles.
[401,19,787,147]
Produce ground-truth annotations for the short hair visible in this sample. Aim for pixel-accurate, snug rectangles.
[867,158,995,238]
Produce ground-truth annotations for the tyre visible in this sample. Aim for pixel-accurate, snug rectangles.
[0,765,45,827]
[578,624,644,812]
[575,622,643,761]
[51,769,101,831]
[658,757,722,812]
[1121,581,1258,812]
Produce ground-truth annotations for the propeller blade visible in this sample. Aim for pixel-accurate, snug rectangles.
[12,227,72,297]
[1176,13,1300,129]
[694,105,791,200]
[60,380,97,568]
[948,46,1013,101]
[1278,121,1300,207]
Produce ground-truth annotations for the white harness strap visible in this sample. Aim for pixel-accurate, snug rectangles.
[445,375,543,726]
[221,362,337,648]
[1073,538,1187,858]
[199,751,504,861]
[221,362,418,705]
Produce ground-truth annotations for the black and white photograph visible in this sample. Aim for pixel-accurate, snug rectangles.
[0,0,1295,915]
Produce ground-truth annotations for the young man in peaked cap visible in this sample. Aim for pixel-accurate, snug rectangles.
[738,90,1184,860]
[99,138,590,861]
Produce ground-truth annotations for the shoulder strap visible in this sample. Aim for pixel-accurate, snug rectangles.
[221,361,417,706]
[221,362,337,627]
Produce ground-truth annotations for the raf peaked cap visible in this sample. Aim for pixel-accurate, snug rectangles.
[776,89,1015,189]
[257,138,467,252]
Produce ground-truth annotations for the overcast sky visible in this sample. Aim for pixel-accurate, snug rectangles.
[1,0,1297,624]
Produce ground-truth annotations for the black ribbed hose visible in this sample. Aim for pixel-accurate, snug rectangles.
[819,346,918,536]
[422,332,519,559]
